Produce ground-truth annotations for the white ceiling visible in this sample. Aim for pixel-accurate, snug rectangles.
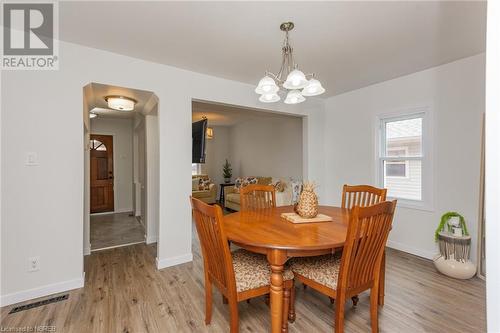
[88,82,157,119]
[61,1,486,97]
[192,100,301,127]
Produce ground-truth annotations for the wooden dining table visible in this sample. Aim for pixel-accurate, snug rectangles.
[223,205,386,333]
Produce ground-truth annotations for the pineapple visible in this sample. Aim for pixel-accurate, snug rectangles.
[296,182,318,218]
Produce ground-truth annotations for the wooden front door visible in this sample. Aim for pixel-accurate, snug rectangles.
[90,134,114,213]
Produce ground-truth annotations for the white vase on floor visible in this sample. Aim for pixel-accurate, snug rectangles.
[433,255,476,279]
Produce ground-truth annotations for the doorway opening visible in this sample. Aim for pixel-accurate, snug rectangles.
[83,83,159,253]
[190,99,304,215]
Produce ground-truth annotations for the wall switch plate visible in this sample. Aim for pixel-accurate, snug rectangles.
[28,256,40,272]
[25,152,39,166]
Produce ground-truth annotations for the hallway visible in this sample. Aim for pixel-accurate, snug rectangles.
[90,212,145,250]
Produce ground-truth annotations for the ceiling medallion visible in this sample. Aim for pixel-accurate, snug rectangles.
[255,22,325,104]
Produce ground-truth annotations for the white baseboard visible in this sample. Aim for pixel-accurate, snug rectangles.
[114,208,133,214]
[146,234,158,244]
[387,240,435,260]
[156,253,193,270]
[90,208,133,216]
[0,274,85,307]
[84,243,91,256]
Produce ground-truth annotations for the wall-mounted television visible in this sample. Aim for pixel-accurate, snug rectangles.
[192,119,207,164]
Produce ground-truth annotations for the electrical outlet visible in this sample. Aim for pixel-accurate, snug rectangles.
[28,256,40,272]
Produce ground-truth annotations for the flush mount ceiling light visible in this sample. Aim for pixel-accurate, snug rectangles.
[104,95,137,111]
[255,22,325,104]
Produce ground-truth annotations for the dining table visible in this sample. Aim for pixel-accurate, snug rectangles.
[223,205,386,333]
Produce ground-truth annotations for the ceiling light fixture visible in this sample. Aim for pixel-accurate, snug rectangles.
[104,95,137,111]
[255,22,325,104]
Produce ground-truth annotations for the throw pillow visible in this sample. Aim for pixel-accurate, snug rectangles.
[272,180,286,192]
[234,177,257,193]
[198,178,212,191]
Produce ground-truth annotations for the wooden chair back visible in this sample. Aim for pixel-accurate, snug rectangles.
[338,200,397,293]
[190,197,236,296]
[239,184,276,211]
[341,184,387,210]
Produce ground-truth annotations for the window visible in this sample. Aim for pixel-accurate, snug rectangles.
[379,113,424,202]
[191,163,202,175]
[90,139,106,151]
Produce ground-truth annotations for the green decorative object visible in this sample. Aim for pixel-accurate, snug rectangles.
[434,212,469,241]
[222,159,232,183]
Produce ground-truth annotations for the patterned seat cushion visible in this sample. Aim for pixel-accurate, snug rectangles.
[232,249,294,292]
[290,254,341,290]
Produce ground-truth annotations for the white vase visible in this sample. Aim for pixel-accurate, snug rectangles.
[433,255,476,279]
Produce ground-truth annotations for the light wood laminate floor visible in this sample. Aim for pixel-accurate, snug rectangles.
[90,212,145,250]
[1,237,486,332]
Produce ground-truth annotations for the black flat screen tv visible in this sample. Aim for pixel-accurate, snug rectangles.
[192,119,207,164]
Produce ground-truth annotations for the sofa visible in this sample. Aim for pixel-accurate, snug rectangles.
[224,177,294,211]
[192,175,217,204]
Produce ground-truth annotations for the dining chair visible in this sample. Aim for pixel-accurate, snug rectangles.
[291,200,397,333]
[240,184,276,211]
[340,184,388,306]
[341,184,387,210]
[190,196,295,333]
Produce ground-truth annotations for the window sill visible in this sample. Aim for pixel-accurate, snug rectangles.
[388,197,434,212]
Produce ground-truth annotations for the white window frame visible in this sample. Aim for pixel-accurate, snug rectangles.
[375,107,434,211]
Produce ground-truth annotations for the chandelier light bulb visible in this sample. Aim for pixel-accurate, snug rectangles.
[302,78,326,97]
[259,93,280,103]
[283,69,308,90]
[255,76,279,94]
[284,90,305,104]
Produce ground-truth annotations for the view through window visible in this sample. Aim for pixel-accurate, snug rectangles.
[380,115,423,201]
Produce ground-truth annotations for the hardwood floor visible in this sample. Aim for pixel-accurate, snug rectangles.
[1,237,486,332]
[90,212,145,250]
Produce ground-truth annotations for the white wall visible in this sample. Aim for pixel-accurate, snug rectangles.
[485,2,500,331]
[90,117,134,213]
[324,54,485,264]
[229,116,303,180]
[0,40,325,305]
[145,114,159,244]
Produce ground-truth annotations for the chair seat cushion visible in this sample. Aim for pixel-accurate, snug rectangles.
[290,254,341,290]
[232,249,293,292]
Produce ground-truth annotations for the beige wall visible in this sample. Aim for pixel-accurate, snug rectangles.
[90,117,134,213]
[229,116,303,179]
[199,116,303,196]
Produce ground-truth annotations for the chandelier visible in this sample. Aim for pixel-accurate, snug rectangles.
[255,22,325,104]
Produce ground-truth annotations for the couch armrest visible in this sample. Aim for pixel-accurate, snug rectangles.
[209,183,217,195]
[224,186,237,196]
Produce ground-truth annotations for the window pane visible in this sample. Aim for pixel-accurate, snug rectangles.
[385,117,422,157]
[384,160,421,200]
[386,162,406,177]
[90,139,107,151]
[192,163,200,175]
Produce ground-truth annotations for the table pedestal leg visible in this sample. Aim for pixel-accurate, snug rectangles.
[267,249,287,333]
